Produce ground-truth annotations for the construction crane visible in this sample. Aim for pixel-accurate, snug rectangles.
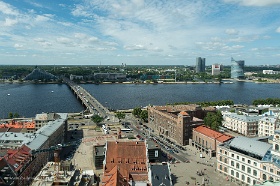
[31,139,82,155]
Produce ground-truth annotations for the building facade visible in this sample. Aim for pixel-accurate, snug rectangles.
[217,135,280,185]
[148,105,215,145]
[258,116,280,137]
[231,58,245,79]
[191,125,232,157]
[196,57,206,73]
[212,64,221,75]
[222,113,260,136]
[24,66,57,81]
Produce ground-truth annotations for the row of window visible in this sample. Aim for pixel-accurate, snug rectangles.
[219,151,257,166]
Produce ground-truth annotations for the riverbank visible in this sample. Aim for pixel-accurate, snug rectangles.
[2,79,280,84]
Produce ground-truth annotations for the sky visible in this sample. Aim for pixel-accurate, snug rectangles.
[0,0,280,66]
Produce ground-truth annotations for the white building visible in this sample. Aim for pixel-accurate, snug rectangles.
[217,135,280,185]
[258,116,280,137]
[222,113,261,136]
[212,64,221,75]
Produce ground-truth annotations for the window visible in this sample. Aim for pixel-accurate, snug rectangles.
[242,165,245,171]
[277,171,280,176]
[231,170,234,176]
[231,153,234,158]
[220,165,222,170]
[248,160,251,164]
[270,168,274,173]
[225,151,227,155]
[236,163,240,169]
[247,167,251,174]
[247,177,251,184]
[254,162,257,166]
[237,155,239,160]
[220,149,222,153]
[253,170,257,176]
[231,161,234,167]
[242,174,245,181]
[219,156,222,161]
[242,157,245,162]
[263,174,267,180]
[224,158,227,163]
[224,167,227,173]
[236,172,239,178]
[263,166,266,170]
[276,144,279,151]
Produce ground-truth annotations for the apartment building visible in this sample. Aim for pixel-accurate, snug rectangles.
[34,112,60,131]
[191,125,233,157]
[148,104,215,145]
[0,145,35,186]
[217,133,280,185]
[258,116,280,137]
[0,120,35,133]
[223,113,261,136]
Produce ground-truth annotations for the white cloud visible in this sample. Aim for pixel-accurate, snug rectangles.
[0,1,19,15]
[4,18,18,27]
[224,0,280,6]
[124,44,146,50]
[276,27,280,33]
[14,43,23,50]
[225,29,239,35]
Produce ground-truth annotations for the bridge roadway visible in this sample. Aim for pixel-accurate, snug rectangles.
[63,77,112,119]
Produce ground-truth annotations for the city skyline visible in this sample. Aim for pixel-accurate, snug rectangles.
[0,0,280,66]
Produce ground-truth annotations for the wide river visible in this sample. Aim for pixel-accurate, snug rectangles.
[0,82,280,118]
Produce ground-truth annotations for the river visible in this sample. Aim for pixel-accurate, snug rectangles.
[0,82,279,118]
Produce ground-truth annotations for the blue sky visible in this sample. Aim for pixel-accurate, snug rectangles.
[0,0,280,66]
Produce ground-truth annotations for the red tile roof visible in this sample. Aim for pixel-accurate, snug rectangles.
[5,145,31,172]
[102,165,130,186]
[179,111,189,116]
[194,125,233,143]
[0,120,35,129]
[103,141,149,184]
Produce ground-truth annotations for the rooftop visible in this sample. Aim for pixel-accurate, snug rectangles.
[228,136,272,158]
[225,113,261,122]
[103,141,149,183]
[194,125,233,143]
[32,161,75,186]
[150,163,172,186]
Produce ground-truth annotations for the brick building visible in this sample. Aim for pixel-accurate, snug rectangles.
[102,141,149,185]
[191,125,233,157]
[148,105,215,145]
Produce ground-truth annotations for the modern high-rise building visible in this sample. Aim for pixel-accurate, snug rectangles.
[196,57,206,73]
[231,58,245,79]
[212,64,222,75]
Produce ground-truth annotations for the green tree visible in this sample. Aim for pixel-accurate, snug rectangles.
[140,110,148,122]
[13,113,19,118]
[8,112,13,119]
[203,111,223,131]
[91,115,104,126]
[115,112,125,122]
[132,107,142,117]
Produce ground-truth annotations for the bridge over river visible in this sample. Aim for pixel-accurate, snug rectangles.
[63,77,112,119]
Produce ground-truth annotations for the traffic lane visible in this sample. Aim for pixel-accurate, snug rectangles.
[128,123,188,162]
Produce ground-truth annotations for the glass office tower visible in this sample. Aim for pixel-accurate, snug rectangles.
[231,58,245,79]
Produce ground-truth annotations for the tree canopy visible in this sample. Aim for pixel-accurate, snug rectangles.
[91,115,104,126]
[203,111,223,131]
[115,112,125,122]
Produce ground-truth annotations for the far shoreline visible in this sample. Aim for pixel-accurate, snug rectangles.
[1,79,280,85]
